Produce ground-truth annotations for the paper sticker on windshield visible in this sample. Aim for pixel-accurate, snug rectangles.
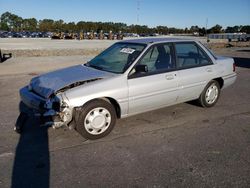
[120,48,135,54]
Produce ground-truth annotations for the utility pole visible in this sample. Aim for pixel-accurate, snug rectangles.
[206,18,209,42]
[137,0,140,25]
[205,18,208,35]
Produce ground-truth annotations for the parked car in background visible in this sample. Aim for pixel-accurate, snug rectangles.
[17,38,236,139]
[0,31,52,38]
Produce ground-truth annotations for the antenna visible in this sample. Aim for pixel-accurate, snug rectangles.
[206,18,209,42]
[206,18,208,33]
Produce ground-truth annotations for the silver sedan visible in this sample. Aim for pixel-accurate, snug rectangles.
[18,38,237,139]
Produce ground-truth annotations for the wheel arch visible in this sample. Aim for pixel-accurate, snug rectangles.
[213,77,224,89]
[105,97,121,119]
[198,79,221,108]
[73,97,121,119]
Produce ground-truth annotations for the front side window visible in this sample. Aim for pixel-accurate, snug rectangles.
[136,43,175,74]
[175,42,212,69]
[86,42,146,73]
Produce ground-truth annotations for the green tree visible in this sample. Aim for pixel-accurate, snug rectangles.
[39,19,54,31]
[63,22,76,32]
[240,25,250,34]
[0,11,23,31]
[190,25,200,33]
[225,25,241,33]
[54,19,64,31]
[22,18,37,31]
[156,26,168,35]
[0,11,12,30]
[209,24,223,33]
[199,27,206,36]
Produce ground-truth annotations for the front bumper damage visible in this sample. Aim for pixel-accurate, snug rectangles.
[19,86,73,128]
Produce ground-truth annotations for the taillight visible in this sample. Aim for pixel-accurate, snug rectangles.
[233,63,236,72]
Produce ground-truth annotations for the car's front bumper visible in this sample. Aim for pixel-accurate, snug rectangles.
[19,86,72,128]
[19,86,46,113]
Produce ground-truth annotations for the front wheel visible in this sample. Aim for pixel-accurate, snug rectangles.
[75,99,116,140]
[199,80,221,108]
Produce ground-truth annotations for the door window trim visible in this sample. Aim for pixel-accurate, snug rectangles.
[128,42,176,79]
[173,41,214,71]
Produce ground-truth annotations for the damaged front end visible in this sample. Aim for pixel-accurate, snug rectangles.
[41,94,73,128]
[19,85,73,129]
[17,64,111,130]
[19,78,102,129]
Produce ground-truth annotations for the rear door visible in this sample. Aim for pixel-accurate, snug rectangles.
[174,42,217,102]
[128,43,179,115]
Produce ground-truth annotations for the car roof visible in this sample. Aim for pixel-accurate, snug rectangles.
[121,37,195,44]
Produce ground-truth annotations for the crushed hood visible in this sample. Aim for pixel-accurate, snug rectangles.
[30,64,113,98]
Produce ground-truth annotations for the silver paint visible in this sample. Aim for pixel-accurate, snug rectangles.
[19,38,237,128]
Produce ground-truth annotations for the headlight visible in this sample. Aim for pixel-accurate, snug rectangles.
[52,101,60,111]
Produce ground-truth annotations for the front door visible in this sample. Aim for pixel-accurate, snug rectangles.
[128,43,179,115]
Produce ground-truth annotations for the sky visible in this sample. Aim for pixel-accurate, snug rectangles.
[0,0,249,29]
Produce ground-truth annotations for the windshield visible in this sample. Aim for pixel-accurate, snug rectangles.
[86,42,146,73]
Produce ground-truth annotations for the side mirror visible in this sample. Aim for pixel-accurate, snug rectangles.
[135,64,148,73]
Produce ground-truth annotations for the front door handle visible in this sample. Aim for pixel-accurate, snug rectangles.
[165,74,174,80]
[206,68,213,72]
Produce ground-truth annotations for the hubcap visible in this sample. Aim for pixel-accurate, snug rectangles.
[205,83,219,104]
[84,107,111,135]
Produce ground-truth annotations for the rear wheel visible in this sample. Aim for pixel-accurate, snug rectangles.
[75,99,116,140]
[199,80,220,107]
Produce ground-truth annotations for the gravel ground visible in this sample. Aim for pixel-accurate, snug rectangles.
[0,56,91,76]
[0,38,115,57]
[0,38,115,50]
[1,37,249,57]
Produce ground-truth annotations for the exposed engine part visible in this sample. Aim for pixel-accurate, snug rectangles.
[43,109,57,116]
[56,78,101,94]
[40,98,73,129]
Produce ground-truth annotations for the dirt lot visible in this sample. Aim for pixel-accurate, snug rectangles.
[0,39,249,187]
[0,38,115,57]
[1,37,249,57]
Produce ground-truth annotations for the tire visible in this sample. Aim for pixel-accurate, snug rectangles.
[75,99,116,140]
[199,80,221,108]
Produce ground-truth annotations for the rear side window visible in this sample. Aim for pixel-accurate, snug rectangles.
[175,42,212,69]
[198,42,218,60]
